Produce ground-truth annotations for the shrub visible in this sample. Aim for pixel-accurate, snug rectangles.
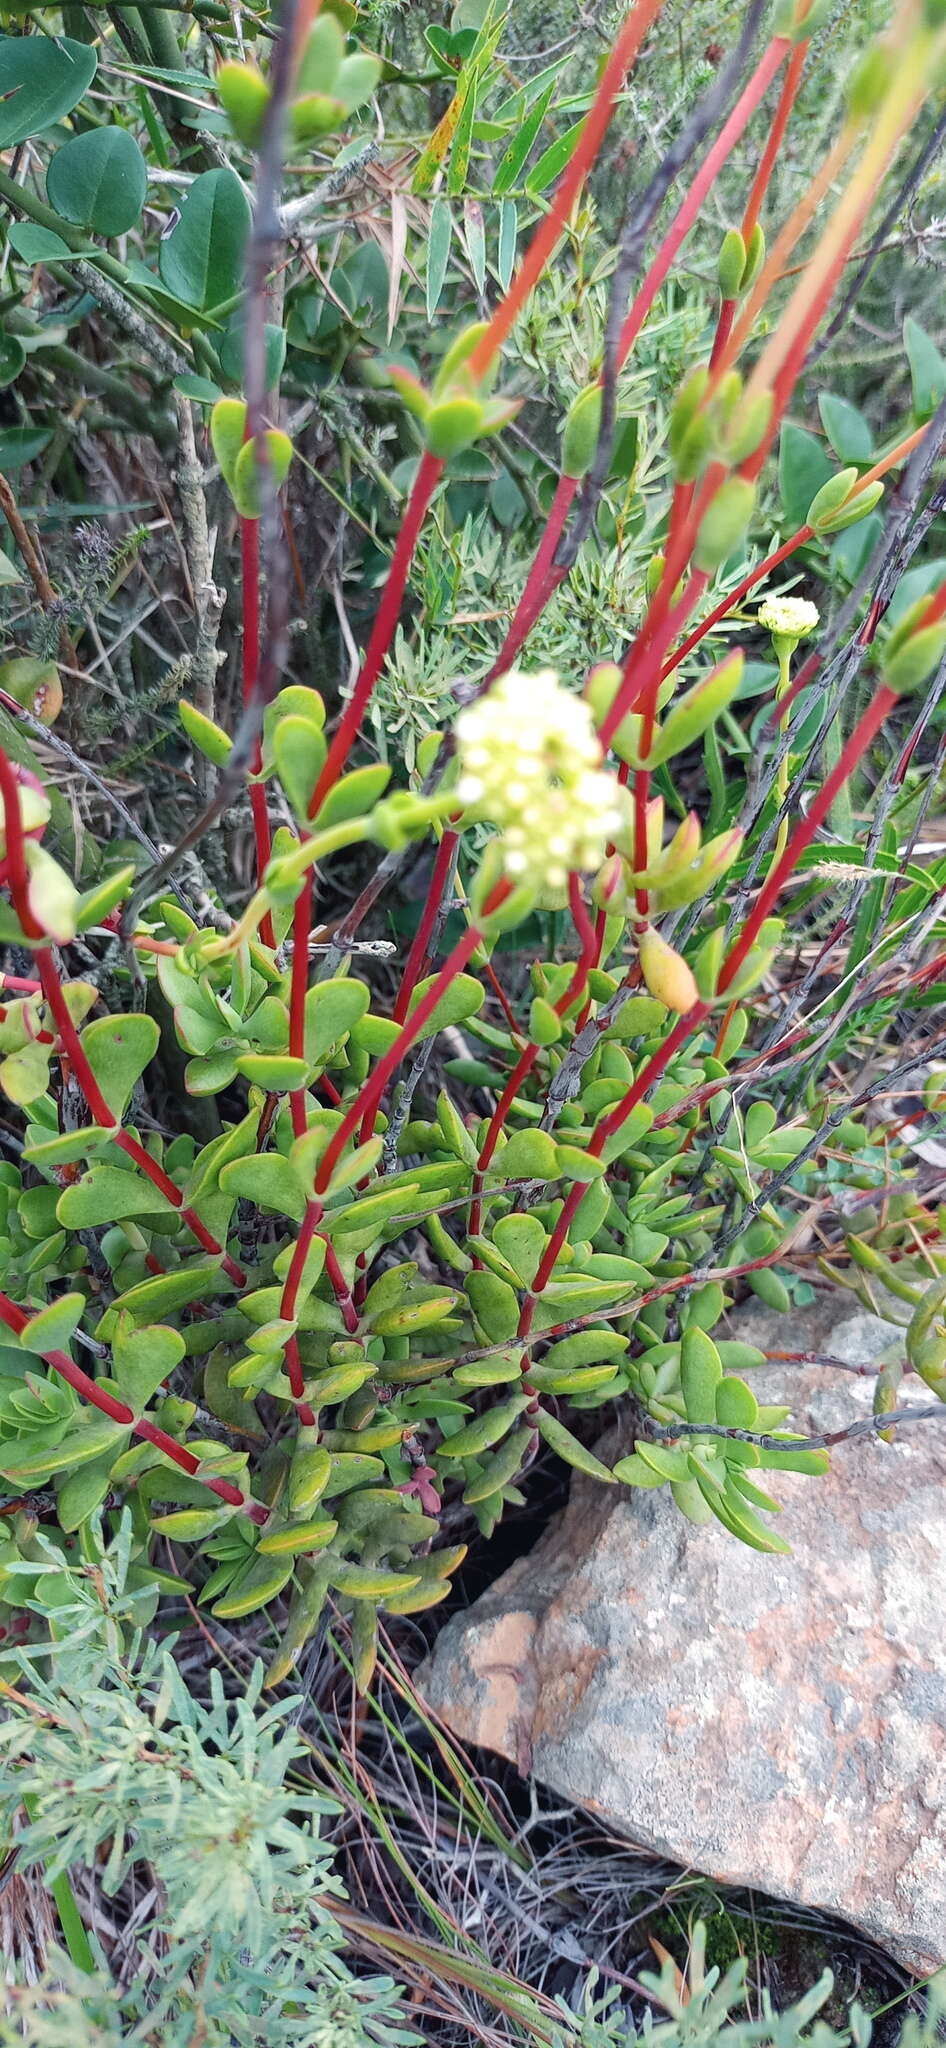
[0,0,945,1696]
[0,1517,419,2044]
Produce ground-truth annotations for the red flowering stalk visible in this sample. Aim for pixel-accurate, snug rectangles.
[474,28,797,685]
[0,1289,267,1524]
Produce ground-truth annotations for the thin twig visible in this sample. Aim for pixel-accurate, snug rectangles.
[0,471,79,670]
[173,394,226,796]
[708,1029,946,1266]
[0,690,196,913]
[809,101,946,367]
[652,1406,946,1451]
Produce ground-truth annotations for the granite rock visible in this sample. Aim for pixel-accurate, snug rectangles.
[420,1292,946,1972]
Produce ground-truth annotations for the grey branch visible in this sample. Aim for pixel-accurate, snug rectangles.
[173,393,226,794]
[71,261,187,377]
[706,1028,946,1268]
[652,1407,946,1452]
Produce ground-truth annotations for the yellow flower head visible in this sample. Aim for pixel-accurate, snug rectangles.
[455,668,628,895]
[758,595,820,641]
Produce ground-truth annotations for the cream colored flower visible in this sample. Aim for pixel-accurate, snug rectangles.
[757,595,820,641]
[455,668,628,894]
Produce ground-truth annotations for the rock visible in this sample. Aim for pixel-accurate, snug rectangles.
[420,1291,946,1974]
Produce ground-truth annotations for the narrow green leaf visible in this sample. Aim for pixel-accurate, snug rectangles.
[427,198,453,319]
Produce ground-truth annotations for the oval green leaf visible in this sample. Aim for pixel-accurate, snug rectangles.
[46,126,147,236]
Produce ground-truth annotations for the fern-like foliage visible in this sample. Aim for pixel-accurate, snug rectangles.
[0,1518,417,2047]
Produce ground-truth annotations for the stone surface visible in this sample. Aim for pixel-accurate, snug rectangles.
[420,1291,946,1974]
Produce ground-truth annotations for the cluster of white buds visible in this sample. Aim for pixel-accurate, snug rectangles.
[757,594,820,642]
[455,668,629,895]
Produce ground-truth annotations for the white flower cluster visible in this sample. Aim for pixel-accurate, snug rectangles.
[455,668,626,893]
[758,594,820,640]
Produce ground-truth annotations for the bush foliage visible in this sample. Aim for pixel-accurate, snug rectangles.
[1,0,946,2017]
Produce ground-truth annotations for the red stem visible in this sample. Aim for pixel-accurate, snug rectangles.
[468,0,668,381]
[469,41,790,707]
[288,878,313,1141]
[709,298,737,371]
[284,452,446,1148]
[313,890,508,1197]
[469,874,598,1240]
[616,42,788,371]
[0,1290,267,1524]
[281,1200,321,1424]
[277,885,510,1402]
[0,972,42,995]
[307,452,444,821]
[482,476,578,687]
[741,42,807,239]
[661,524,813,682]
[718,684,899,992]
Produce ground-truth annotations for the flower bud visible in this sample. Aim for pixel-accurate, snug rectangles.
[802,462,860,528]
[883,621,946,695]
[425,394,484,458]
[433,321,492,397]
[217,59,270,146]
[673,413,713,484]
[715,369,743,424]
[847,44,890,120]
[590,852,628,914]
[562,385,603,479]
[638,925,698,1014]
[653,826,743,911]
[717,228,746,301]
[644,794,664,865]
[668,367,709,466]
[693,477,755,572]
[210,397,247,492]
[883,595,931,663]
[724,389,773,464]
[584,661,640,763]
[636,810,700,889]
[818,479,883,533]
[334,51,382,116]
[291,92,346,141]
[24,841,79,944]
[740,222,765,292]
[645,554,665,599]
[230,429,294,519]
